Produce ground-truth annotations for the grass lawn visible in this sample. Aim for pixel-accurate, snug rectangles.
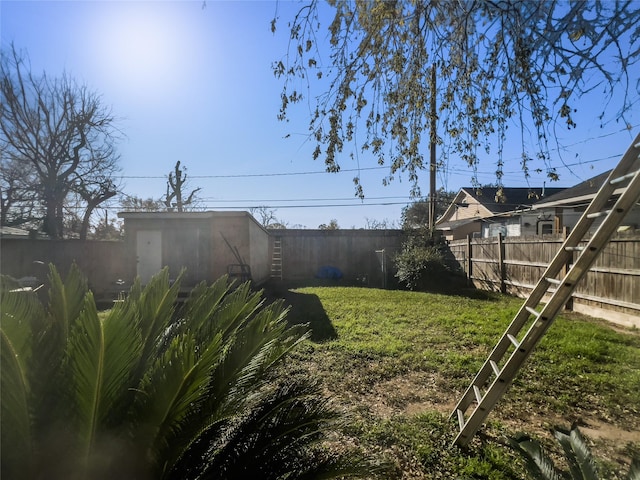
[267,283,640,479]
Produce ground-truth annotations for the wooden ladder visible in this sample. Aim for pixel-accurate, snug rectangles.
[451,133,640,447]
[271,237,283,280]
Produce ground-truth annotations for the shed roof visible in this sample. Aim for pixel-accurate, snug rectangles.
[117,211,253,220]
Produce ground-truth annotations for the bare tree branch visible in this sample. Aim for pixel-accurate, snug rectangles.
[0,44,121,237]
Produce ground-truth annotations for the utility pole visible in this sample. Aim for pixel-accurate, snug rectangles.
[428,64,437,234]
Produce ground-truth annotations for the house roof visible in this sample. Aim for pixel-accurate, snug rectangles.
[436,217,481,231]
[436,186,565,226]
[0,226,32,238]
[464,186,566,213]
[532,170,612,208]
[535,133,640,208]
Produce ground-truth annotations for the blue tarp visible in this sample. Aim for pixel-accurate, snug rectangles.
[315,266,343,279]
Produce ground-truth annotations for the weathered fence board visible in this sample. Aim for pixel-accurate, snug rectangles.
[446,233,640,326]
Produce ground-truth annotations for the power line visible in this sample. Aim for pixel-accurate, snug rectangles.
[118,165,388,179]
[100,200,413,211]
[200,201,412,209]
[117,151,623,182]
[198,195,412,202]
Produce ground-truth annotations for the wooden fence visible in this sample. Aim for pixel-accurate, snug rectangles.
[269,229,406,288]
[0,238,127,302]
[446,232,640,327]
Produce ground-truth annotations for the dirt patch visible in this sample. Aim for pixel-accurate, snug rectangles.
[579,418,640,443]
[338,369,639,471]
[345,371,456,419]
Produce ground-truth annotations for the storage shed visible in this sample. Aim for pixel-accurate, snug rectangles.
[118,211,271,287]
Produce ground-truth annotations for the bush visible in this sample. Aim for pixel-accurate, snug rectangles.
[1,264,384,479]
[394,241,450,291]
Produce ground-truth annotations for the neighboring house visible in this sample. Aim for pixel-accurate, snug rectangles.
[436,186,564,240]
[532,170,640,234]
[0,226,32,238]
[118,211,271,287]
[0,226,50,239]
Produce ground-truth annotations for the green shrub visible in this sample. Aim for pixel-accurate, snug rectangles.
[394,242,450,290]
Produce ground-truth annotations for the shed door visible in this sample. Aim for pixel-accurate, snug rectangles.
[136,230,162,284]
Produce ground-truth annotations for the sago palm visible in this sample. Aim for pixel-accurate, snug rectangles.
[1,264,381,479]
[509,423,640,480]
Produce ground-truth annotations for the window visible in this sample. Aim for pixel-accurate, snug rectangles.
[537,221,554,235]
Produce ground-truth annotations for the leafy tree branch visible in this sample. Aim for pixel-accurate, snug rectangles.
[273,0,639,197]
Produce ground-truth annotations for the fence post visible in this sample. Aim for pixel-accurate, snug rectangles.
[562,226,574,311]
[498,233,506,293]
[466,235,473,287]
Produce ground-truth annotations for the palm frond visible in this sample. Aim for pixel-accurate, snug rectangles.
[47,262,88,340]
[100,299,143,428]
[135,331,223,475]
[508,433,563,480]
[66,291,141,470]
[0,276,61,463]
[66,292,106,461]
[125,268,183,387]
[181,277,231,337]
[0,328,34,479]
[192,379,381,480]
[201,280,264,342]
[554,424,598,480]
[171,280,283,417]
[152,282,311,477]
[137,269,182,351]
[628,458,640,480]
[569,425,598,480]
[224,303,310,406]
[0,280,42,378]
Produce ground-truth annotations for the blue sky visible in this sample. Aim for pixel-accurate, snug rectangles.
[1,1,638,229]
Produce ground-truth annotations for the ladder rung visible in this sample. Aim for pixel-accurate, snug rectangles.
[545,277,562,285]
[610,170,639,185]
[456,409,465,430]
[489,360,501,376]
[565,246,584,252]
[507,334,520,348]
[473,385,483,404]
[525,306,540,318]
[587,210,611,219]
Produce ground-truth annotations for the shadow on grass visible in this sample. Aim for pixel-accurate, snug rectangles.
[417,284,504,301]
[405,273,504,301]
[263,282,337,342]
[281,290,338,342]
